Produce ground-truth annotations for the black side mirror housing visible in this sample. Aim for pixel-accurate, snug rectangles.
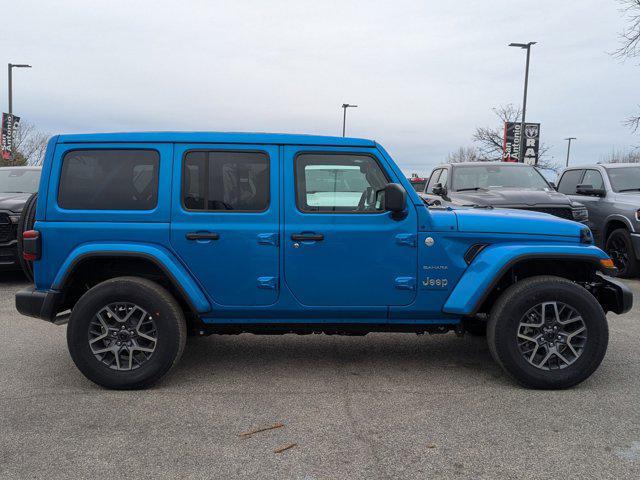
[432,183,446,196]
[576,184,605,197]
[377,183,407,215]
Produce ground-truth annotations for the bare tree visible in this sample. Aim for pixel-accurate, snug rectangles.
[446,146,480,163]
[2,121,50,167]
[601,148,640,163]
[614,0,640,131]
[471,104,557,171]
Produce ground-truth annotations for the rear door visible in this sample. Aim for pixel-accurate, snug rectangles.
[282,146,418,308]
[170,144,280,307]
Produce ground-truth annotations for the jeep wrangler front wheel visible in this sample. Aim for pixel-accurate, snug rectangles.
[487,275,608,389]
[67,277,187,389]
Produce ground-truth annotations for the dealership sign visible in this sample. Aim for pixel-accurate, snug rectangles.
[502,122,540,165]
[1,113,20,161]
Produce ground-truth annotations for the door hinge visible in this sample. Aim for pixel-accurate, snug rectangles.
[394,276,416,290]
[257,233,279,246]
[257,276,278,290]
[395,233,416,247]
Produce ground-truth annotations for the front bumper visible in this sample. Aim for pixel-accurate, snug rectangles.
[0,240,20,270]
[630,233,640,260]
[15,287,61,322]
[593,274,633,315]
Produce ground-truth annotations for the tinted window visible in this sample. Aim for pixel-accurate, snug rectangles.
[0,168,40,194]
[410,179,427,192]
[295,153,388,213]
[183,151,269,211]
[605,167,640,192]
[425,169,442,194]
[557,169,584,194]
[58,150,159,210]
[582,170,604,190]
[452,164,550,191]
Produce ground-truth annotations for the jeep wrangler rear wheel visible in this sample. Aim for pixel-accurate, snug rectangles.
[67,277,187,389]
[487,276,608,389]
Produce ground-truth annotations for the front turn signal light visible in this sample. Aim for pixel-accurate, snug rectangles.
[600,258,616,270]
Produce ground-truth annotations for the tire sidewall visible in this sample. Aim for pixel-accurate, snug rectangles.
[489,278,608,389]
[67,278,184,389]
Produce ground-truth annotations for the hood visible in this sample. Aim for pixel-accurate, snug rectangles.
[0,192,32,213]
[452,188,571,207]
[454,207,584,238]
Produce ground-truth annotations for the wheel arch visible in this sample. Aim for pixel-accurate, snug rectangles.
[53,244,211,316]
[443,245,613,316]
[603,216,633,242]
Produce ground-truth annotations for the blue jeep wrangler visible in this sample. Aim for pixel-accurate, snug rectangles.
[15,132,632,390]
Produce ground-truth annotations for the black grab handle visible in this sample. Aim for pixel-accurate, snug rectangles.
[291,233,324,241]
[186,232,220,241]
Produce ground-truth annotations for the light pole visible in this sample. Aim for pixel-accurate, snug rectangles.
[8,63,32,114]
[564,137,576,167]
[508,42,536,164]
[341,103,357,137]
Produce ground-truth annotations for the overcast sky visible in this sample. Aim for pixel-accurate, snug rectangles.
[2,0,639,174]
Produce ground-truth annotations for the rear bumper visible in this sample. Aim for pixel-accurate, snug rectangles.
[594,274,633,315]
[15,287,61,322]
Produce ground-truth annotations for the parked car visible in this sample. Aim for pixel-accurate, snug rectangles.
[408,174,428,192]
[16,132,630,390]
[418,162,589,223]
[558,163,640,278]
[0,166,41,270]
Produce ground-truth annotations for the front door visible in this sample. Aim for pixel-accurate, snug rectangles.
[170,144,279,307]
[283,146,418,307]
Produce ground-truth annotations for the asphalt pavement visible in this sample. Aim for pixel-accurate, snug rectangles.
[1,271,639,479]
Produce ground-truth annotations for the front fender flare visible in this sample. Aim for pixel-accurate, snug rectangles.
[442,243,610,315]
[52,243,211,314]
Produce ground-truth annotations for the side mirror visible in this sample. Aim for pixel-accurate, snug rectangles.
[576,184,605,197]
[376,183,406,214]
[432,183,446,196]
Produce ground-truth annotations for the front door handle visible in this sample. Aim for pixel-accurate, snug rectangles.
[186,232,220,241]
[291,233,324,242]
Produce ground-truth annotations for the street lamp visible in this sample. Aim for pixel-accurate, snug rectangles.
[564,137,576,167]
[341,103,357,137]
[508,42,536,164]
[8,63,32,114]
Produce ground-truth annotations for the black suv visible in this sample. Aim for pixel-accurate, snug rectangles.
[418,162,588,223]
[0,166,41,270]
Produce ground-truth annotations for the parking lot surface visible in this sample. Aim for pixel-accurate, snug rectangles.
[1,272,639,479]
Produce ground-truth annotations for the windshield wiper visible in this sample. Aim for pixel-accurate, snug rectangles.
[1,191,26,193]
[455,187,488,192]
[618,188,640,192]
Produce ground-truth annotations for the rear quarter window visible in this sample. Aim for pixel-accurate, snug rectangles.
[58,149,159,210]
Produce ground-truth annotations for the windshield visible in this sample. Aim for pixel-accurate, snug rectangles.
[452,164,551,191]
[410,180,427,192]
[0,169,41,194]
[606,167,640,192]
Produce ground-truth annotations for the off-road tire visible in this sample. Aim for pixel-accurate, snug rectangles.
[605,228,639,278]
[67,277,187,390]
[17,192,38,282]
[487,275,608,389]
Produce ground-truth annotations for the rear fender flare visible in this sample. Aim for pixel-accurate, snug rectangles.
[53,243,211,314]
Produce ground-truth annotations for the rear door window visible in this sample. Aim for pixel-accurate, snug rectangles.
[58,149,159,210]
[182,151,269,212]
[557,169,585,195]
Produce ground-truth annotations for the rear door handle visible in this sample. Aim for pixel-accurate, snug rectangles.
[291,233,324,242]
[186,232,220,241]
